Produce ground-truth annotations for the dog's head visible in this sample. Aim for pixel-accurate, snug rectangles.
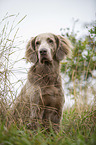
[26,33,71,64]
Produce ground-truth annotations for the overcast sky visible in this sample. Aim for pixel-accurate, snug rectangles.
[0,0,96,40]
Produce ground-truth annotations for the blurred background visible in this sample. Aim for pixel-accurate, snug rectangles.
[0,0,96,108]
[1,0,96,37]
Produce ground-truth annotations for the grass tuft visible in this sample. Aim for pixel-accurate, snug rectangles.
[0,105,96,145]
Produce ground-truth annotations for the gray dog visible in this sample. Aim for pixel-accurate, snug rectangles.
[12,33,71,130]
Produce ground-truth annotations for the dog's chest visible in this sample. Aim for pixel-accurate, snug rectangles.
[28,64,60,87]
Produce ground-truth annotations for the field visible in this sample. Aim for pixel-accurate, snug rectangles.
[0,104,96,145]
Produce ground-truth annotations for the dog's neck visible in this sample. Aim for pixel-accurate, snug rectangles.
[31,60,60,74]
[28,60,61,86]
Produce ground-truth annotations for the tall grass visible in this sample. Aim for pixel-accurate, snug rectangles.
[0,105,96,145]
[0,14,96,145]
[0,13,27,122]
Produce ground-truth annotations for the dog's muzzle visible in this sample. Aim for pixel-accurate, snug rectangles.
[39,48,48,63]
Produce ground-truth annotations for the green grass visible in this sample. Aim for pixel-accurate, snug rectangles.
[0,105,96,145]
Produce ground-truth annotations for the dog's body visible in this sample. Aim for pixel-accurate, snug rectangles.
[13,33,71,130]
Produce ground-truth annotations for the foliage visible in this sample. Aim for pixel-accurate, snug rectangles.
[0,106,96,145]
[60,20,96,103]
[60,20,96,81]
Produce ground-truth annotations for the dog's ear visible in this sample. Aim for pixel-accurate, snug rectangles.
[25,37,37,63]
[55,35,72,61]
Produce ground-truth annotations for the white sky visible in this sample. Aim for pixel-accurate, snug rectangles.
[0,0,96,107]
[0,0,96,40]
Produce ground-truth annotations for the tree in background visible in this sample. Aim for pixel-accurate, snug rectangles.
[60,19,96,105]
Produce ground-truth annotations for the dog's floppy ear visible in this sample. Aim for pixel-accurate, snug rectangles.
[56,35,72,61]
[25,37,37,63]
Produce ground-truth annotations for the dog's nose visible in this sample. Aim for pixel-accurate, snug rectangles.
[40,49,47,55]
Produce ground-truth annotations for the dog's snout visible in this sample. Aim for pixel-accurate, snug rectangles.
[40,49,47,55]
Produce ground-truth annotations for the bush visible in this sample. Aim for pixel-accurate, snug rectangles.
[60,20,96,105]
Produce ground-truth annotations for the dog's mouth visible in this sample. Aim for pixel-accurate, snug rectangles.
[40,57,52,65]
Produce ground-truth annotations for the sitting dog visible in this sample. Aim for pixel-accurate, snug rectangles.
[12,33,71,130]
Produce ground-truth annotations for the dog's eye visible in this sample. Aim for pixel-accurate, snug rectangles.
[36,41,40,45]
[47,38,53,44]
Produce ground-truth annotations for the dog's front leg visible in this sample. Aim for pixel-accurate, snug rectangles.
[26,84,43,130]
